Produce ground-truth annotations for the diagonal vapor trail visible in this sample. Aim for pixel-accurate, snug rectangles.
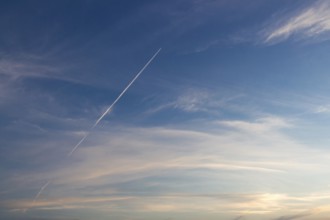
[67,48,162,156]
[24,181,51,213]
[33,181,51,203]
[26,48,162,213]
[92,48,162,129]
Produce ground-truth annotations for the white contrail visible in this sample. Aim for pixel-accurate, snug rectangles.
[67,48,161,156]
[25,48,162,214]
[33,181,51,203]
[92,48,162,129]
[68,133,88,156]
[24,181,51,212]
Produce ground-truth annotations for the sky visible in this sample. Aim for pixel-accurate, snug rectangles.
[2,0,330,219]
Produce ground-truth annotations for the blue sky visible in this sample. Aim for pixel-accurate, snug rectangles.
[2,0,330,219]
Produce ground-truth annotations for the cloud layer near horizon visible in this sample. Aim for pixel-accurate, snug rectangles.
[2,115,330,220]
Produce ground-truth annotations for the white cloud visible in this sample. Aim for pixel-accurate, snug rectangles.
[173,89,210,112]
[147,89,212,113]
[219,117,291,133]
[264,1,330,43]
[314,105,330,114]
[146,88,245,114]
[4,115,330,218]
[4,192,330,218]
[0,59,57,80]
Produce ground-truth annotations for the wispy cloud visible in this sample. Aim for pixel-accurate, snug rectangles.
[0,58,58,80]
[1,217,79,220]
[146,89,212,114]
[273,212,312,220]
[4,192,330,217]
[4,115,330,214]
[173,89,211,112]
[3,112,330,219]
[314,105,330,114]
[219,116,291,133]
[3,196,133,211]
[147,88,245,114]
[264,1,330,43]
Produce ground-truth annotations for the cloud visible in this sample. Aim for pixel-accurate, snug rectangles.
[3,115,330,218]
[219,116,291,133]
[264,1,330,43]
[42,117,297,186]
[146,89,212,114]
[2,196,133,211]
[232,216,244,220]
[0,56,89,88]
[1,218,79,220]
[4,192,330,217]
[0,56,69,113]
[314,105,330,114]
[172,89,213,112]
[273,213,312,220]
[3,116,330,211]
[146,88,245,115]
[0,58,57,80]
[0,193,301,214]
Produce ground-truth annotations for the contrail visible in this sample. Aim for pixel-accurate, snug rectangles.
[68,134,88,156]
[67,48,161,156]
[24,181,51,212]
[92,48,161,129]
[33,181,51,203]
[26,48,162,214]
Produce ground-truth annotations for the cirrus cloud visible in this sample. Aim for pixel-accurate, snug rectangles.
[263,1,330,43]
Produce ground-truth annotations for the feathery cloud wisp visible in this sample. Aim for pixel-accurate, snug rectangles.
[264,1,330,43]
